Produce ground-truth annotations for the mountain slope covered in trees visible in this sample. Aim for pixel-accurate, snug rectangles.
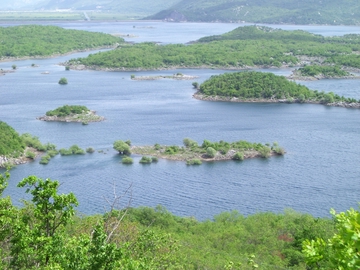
[147,0,360,25]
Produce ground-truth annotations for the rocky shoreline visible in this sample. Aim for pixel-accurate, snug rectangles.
[37,111,105,123]
[131,145,282,162]
[0,148,42,168]
[192,93,360,109]
[131,74,198,80]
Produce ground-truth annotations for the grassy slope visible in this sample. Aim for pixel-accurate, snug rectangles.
[147,0,360,25]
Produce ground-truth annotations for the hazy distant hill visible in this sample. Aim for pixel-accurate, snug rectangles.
[0,0,181,16]
[146,0,360,25]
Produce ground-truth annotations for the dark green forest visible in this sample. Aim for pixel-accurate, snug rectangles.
[147,0,360,25]
[198,71,360,104]
[67,26,360,70]
[0,25,122,58]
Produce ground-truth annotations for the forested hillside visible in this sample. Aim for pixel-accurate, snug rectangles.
[66,26,360,70]
[0,25,122,58]
[147,0,360,25]
[0,121,25,158]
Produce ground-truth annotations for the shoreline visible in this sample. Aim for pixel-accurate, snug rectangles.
[0,45,117,63]
[0,148,43,168]
[131,145,283,162]
[192,93,360,109]
[37,111,105,123]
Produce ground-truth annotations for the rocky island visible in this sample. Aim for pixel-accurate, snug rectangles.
[194,71,360,109]
[37,105,105,124]
[114,139,285,165]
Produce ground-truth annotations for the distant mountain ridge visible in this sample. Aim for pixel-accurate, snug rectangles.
[146,0,360,25]
[0,0,181,16]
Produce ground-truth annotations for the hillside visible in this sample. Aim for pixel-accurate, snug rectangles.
[0,121,25,158]
[0,25,122,59]
[0,0,181,17]
[147,0,360,25]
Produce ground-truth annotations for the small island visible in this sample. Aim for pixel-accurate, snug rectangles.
[131,73,198,81]
[194,71,360,109]
[37,105,105,124]
[113,138,285,164]
[288,65,360,81]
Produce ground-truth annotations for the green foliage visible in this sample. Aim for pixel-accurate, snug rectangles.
[259,146,271,158]
[65,66,70,71]
[199,71,358,104]
[148,0,360,25]
[121,156,133,164]
[139,156,152,164]
[183,138,198,148]
[69,25,360,71]
[113,140,131,155]
[298,65,349,77]
[58,77,68,85]
[20,133,46,151]
[0,25,122,58]
[206,147,217,158]
[151,157,158,163]
[192,81,199,89]
[59,145,85,155]
[303,207,360,269]
[39,154,51,164]
[46,105,89,117]
[25,150,36,159]
[86,147,95,153]
[186,159,202,165]
[165,145,180,155]
[0,121,25,157]
[233,152,244,161]
[11,64,16,70]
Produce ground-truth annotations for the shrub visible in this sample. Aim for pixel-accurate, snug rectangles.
[86,147,95,153]
[183,138,198,148]
[12,64,16,70]
[151,157,158,162]
[233,152,244,161]
[39,155,51,164]
[186,159,202,165]
[131,74,135,79]
[25,150,36,159]
[125,140,131,146]
[47,150,59,157]
[65,66,70,71]
[139,156,152,164]
[165,146,179,155]
[206,147,217,158]
[154,143,161,150]
[58,77,68,85]
[192,82,199,89]
[259,146,271,158]
[122,157,133,164]
[69,145,85,155]
[59,148,72,156]
[113,140,131,155]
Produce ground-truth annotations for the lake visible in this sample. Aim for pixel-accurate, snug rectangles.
[0,22,359,220]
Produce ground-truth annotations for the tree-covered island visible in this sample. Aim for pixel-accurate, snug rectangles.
[37,105,105,124]
[194,71,360,109]
[0,25,122,61]
[65,26,360,72]
[114,138,285,164]
[288,65,360,81]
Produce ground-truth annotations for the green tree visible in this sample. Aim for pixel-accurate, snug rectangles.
[113,140,131,155]
[303,207,360,269]
[206,147,217,158]
[59,77,68,85]
[11,176,78,268]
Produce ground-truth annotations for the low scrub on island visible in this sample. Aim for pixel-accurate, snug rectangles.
[38,105,104,123]
[127,138,285,163]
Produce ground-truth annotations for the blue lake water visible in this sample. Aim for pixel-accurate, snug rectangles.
[0,22,359,220]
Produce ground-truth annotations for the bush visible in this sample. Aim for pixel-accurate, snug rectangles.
[65,66,70,71]
[113,140,131,155]
[86,147,95,153]
[259,146,271,158]
[206,147,217,158]
[25,150,36,159]
[47,150,58,157]
[183,138,198,148]
[233,152,244,161]
[121,157,133,164]
[186,159,202,165]
[154,143,161,150]
[59,148,72,156]
[58,77,68,85]
[139,156,152,164]
[151,157,158,162]
[192,82,199,89]
[12,64,16,70]
[69,145,85,155]
[39,155,51,164]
